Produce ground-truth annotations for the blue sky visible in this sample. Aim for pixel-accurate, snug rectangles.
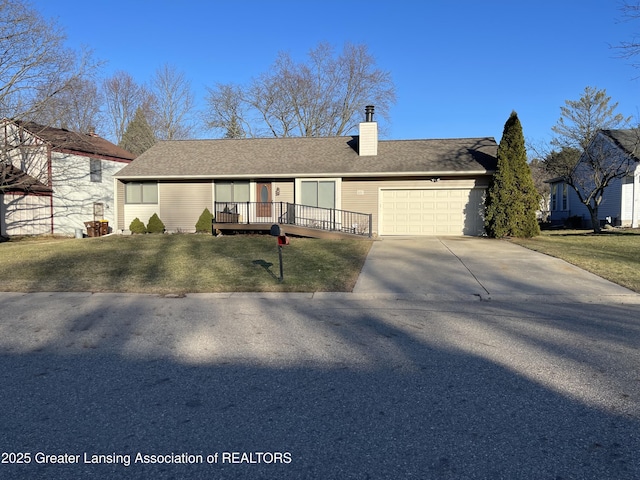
[30,0,640,151]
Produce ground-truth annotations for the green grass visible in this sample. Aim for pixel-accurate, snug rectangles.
[0,234,372,294]
[510,229,640,293]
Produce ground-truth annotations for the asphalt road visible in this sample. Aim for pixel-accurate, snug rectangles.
[1,291,639,479]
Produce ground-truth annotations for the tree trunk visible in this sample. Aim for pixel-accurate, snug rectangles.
[587,204,601,233]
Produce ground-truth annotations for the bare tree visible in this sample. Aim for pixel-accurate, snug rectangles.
[529,157,551,221]
[149,64,196,140]
[551,86,629,151]
[546,86,636,232]
[204,42,396,138]
[204,83,248,138]
[0,0,95,122]
[31,76,104,134]
[616,1,640,67]
[102,71,150,144]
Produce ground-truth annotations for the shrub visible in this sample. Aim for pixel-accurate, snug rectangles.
[147,213,165,234]
[129,217,147,234]
[195,207,214,233]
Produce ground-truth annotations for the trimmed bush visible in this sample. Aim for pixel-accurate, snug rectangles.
[147,213,165,234]
[129,217,147,234]
[195,207,214,233]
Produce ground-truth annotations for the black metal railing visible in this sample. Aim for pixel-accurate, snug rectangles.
[213,201,372,237]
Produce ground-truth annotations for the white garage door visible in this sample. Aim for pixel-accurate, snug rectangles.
[379,188,485,236]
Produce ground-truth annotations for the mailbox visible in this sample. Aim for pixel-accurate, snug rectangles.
[277,235,290,246]
[270,224,282,236]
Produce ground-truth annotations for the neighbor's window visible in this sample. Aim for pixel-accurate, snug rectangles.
[562,183,568,210]
[125,182,158,204]
[551,184,557,211]
[301,181,335,209]
[90,158,102,183]
[93,202,104,219]
[215,181,250,202]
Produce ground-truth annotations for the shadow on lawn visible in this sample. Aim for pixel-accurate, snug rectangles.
[252,259,278,280]
[541,228,640,237]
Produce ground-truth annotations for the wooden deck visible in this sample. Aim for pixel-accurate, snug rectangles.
[212,223,370,240]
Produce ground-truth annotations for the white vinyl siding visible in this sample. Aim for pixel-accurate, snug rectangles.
[51,152,127,235]
[1,193,51,235]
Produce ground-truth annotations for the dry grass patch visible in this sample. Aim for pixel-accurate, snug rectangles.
[510,229,640,293]
[0,234,372,294]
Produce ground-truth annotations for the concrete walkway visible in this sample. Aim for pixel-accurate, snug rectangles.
[353,237,640,302]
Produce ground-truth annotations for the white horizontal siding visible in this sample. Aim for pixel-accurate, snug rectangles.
[1,194,51,235]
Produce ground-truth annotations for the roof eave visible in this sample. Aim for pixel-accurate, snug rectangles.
[114,170,495,181]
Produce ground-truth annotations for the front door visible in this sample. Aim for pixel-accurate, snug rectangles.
[256,182,272,219]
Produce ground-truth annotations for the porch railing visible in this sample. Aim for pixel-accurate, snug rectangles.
[213,201,372,237]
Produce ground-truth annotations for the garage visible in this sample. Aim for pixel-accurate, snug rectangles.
[379,188,486,236]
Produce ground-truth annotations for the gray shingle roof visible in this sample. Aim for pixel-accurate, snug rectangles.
[115,136,498,179]
[602,129,640,161]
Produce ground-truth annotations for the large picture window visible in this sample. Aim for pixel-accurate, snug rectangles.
[125,182,158,204]
[215,181,250,202]
[301,181,335,209]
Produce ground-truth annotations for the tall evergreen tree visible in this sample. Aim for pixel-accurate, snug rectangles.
[120,108,156,156]
[485,111,540,238]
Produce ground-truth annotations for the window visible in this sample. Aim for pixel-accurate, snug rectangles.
[125,182,158,204]
[93,203,104,219]
[551,184,557,211]
[90,158,102,183]
[301,181,335,209]
[562,183,568,210]
[215,181,250,202]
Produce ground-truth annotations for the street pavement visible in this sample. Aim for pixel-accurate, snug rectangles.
[1,238,639,479]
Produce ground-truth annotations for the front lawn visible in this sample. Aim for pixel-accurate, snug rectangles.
[510,229,640,293]
[0,234,372,294]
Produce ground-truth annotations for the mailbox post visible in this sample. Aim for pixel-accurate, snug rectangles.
[270,224,289,282]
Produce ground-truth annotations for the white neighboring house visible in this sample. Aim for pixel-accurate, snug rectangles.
[548,129,640,229]
[1,119,135,236]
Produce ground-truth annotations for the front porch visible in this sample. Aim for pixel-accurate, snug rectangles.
[212,202,372,238]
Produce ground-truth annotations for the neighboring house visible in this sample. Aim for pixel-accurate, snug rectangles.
[114,107,498,237]
[0,164,53,235]
[0,119,135,236]
[548,129,640,228]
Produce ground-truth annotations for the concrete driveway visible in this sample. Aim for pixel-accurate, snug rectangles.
[353,236,638,302]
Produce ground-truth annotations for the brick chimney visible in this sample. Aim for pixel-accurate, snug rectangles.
[358,105,377,156]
